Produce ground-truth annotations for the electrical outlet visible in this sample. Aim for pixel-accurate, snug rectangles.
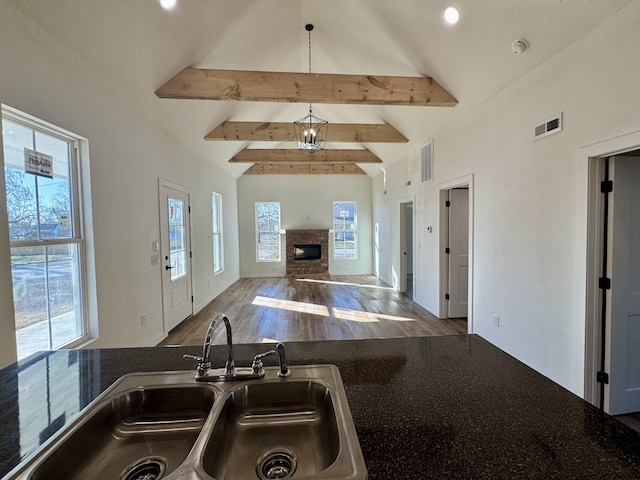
[141,312,147,326]
[493,315,500,327]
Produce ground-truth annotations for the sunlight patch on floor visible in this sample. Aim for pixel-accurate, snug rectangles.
[333,307,416,323]
[252,296,330,316]
[296,278,395,291]
[253,295,416,324]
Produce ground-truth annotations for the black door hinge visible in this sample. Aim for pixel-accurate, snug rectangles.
[599,277,611,290]
[601,180,613,193]
[446,200,451,207]
[445,293,450,300]
[188,206,191,213]
[597,371,609,384]
[191,295,194,303]
[190,251,192,258]
[445,247,450,254]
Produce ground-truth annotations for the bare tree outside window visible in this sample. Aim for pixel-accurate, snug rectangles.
[333,201,357,259]
[2,110,86,360]
[256,202,281,261]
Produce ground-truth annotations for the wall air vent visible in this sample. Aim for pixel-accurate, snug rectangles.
[421,140,434,183]
[533,113,563,140]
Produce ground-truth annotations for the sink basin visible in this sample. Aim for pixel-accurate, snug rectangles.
[5,366,367,480]
[203,377,345,479]
[20,372,217,480]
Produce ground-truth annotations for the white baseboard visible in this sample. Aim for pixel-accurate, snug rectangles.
[240,273,287,279]
[147,332,167,347]
[193,276,240,314]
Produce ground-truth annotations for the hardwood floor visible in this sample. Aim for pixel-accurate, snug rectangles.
[159,275,467,346]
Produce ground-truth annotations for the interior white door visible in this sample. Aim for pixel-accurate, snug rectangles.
[448,188,469,318]
[159,183,193,332]
[607,156,640,415]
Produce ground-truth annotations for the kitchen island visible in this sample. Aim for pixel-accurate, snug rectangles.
[1,334,640,479]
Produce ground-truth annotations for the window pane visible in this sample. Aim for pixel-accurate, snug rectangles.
[167,197,187,280]
[212,195,219,233]
[11,244,83,358]
[48,244,83,348]
[5,167,38,240]
[257,233,280,261]
[35,131,72,239]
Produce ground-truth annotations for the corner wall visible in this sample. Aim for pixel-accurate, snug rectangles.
[0,2,241,363]
[373,2,640,396]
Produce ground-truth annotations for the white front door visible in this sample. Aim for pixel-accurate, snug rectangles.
[448,188,469,318]
[159,181,193,332]
[606,156,640,415]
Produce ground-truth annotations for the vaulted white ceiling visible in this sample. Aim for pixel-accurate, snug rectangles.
[8,0,634,177]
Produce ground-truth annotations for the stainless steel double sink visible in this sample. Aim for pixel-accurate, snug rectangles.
[6,365,368,480]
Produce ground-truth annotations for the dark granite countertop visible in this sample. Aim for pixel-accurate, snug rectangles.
[1,334,640,479]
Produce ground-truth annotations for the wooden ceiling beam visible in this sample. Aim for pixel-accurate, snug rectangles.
[244,164,367,175]
[205,121,408,143]
[229,149,382,164]
[155,68,457,107]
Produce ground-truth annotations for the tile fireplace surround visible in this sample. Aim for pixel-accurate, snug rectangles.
[286,229,329,276]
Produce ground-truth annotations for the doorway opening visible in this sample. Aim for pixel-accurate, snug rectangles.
[439,175,473,333]
[399,200,414,298]
[584,130,640,420]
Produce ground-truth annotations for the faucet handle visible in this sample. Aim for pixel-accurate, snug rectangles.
[251,350,276,376]
[183,353,203,362]
[183,353,211,377]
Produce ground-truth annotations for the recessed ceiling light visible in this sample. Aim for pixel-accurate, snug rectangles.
[159,0,177,11]
[443,6,460,25]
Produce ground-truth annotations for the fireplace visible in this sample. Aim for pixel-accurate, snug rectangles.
[286,230,329,276]
[293,244,321,260]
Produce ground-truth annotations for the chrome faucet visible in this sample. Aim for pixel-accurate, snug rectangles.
[183,313,235,379]
[183,313,291,381]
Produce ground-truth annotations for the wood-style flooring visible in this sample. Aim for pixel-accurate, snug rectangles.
[160,275,467,347]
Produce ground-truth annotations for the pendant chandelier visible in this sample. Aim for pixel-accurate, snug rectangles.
[293,24,328,152]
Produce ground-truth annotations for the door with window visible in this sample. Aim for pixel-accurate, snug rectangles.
[2,109,86,360]
[159,181,193,331]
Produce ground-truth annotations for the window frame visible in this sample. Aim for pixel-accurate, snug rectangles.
[212,191,224,274]
[2,105,88,358]
[333,201,358,260]
[255,201,281,262]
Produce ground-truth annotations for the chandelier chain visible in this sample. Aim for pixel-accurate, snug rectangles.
[308,28,312,74]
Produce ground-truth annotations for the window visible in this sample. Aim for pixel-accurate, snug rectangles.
[212,192,223,274]
[2,107,87,360]
[256,202,281,261]
[333,201,357,259]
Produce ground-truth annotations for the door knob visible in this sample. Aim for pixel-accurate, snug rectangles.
[165,265,174,270]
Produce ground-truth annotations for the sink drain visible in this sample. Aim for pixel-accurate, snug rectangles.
[257,449,297,479]
[120,457,166,480]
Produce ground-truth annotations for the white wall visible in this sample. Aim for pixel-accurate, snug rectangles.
[0,2,240,365]
[237,175,373,277]
[373,2,640,396]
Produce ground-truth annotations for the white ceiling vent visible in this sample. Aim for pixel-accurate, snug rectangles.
[533,113,563,140]
[421,140,434,183]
